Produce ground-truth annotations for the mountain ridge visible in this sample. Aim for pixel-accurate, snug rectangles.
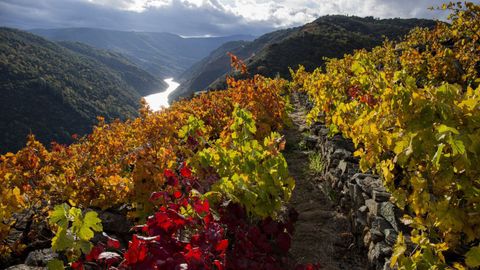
[171,15,437,101]
[30,27,256,78]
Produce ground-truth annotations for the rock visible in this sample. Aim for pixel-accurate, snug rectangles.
[384,229,398,246]
[363,231,372,247]
[310,123,327,136]
[304,135,319,149]
[372,217,393,232]
[383,259,393,270]
[340,197,348,208]
[365,199,380,215]
[12,211,34,231]
[332,149,352,160]
[317,127,330,137]
[373,185,387,193]
[329,159,340,170]
[331,136,355,152]
[381,245,393,257]
[356,216,367,227]
[325,171,336,183]
[355,175,382,196]
[370,228,384,243]
[336,179,344,190]
[25,248,57,266]
[98,210,132,235]
[356,206,367,227]
[348,183,355,200]
[6,264,44,270]
[337,160,348,175]
[369,241,390,262]
[379,202,401,231]
[352,173,378,180]
[353,184,365,206]
[367,212,376,225]
[373,190,391,202]
[368,242,380,262]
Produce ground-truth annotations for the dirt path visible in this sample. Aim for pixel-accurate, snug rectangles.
[285,94,368,270]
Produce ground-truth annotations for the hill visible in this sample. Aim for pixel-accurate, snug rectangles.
[30,28,255,78]
[0,28,163,153]
[59,41,167,96]
[172,15,436,101]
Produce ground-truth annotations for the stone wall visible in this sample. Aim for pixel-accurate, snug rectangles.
[306,121,409,270]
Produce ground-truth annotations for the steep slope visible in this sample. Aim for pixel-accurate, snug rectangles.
[173,16,436,101]
[31,28,255,78]
[59,41,167,95]
[172,29,295,100]
[0,28,158,153]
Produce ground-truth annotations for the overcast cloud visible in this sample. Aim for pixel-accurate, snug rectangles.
[0,0,463,36]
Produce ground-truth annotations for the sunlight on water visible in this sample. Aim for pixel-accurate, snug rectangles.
[144,78,180,111]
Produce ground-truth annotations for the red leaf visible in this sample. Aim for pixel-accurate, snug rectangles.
[164,169,175,178]
[173,190,182,199]
[276,232,291,253]
[71,261,84,270]
[180,165,192,178]
[262,217,279,235]
[86,244,104,261]
[105,234,121,249]
[215,239,229,253]
[194,199,210,214]
[149,191,167,202]
[213,260,224,270]
[184,245,202,263]
[124,235,149,264]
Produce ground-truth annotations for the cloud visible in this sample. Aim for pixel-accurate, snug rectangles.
[0,0,457,36]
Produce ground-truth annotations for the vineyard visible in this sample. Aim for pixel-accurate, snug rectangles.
[292,2,480,269]
[1,2,480,270]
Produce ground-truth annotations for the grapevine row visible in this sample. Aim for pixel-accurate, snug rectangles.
[291,2,480,269]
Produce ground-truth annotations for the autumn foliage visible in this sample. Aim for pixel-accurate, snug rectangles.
[291,2,480,269]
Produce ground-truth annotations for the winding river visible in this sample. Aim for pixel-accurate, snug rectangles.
[144,78,180,111]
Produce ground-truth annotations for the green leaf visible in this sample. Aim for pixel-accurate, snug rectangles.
[47,259,65,270]
[49,204,70,229]
[432,143,445,168]
[51,228,74,252]
[68,207,82,224]
[77,240,93,254]
[465,246,480,267]
[448,138,466,155]
[390,232,407,268]
[437,124,460,135]
[77,211,103,241]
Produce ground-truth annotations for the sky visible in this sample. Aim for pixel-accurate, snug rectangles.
[0,0,463,36]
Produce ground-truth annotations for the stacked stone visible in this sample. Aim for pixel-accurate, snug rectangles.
[306,122,410,270]
[5,209,132,269]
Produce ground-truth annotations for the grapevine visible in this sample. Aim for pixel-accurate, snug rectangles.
[292,2,480,268]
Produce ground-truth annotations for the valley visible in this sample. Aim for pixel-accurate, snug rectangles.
[144,78,180,110]
[0,3,479,269]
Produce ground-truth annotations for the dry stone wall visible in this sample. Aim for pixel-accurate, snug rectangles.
[301,96,411,270]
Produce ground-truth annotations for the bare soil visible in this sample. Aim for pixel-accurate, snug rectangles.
[285,94,369,270]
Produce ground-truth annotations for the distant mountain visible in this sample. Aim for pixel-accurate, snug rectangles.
[58,41,166,96]
[30,28,256,78]
[0,28,163,153]
[172,15,436,101]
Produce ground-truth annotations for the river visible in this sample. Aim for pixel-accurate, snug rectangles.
[144,78,180,111]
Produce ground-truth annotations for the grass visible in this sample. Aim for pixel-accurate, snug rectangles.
[308,151,324,174]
